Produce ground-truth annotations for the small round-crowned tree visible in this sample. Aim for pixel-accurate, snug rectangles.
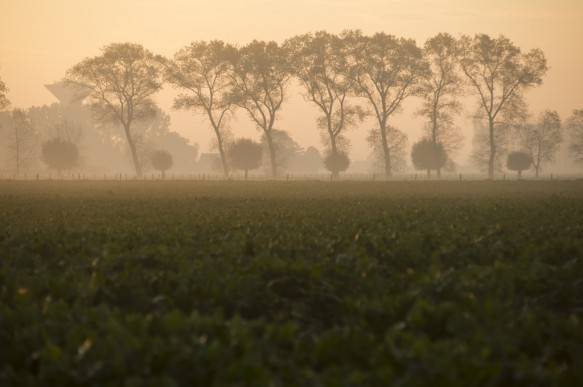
[411,139,447,177]
[324,152,350,178]
[41,138,79,175]
[151,149,173,179]
[506,151,532,178]
[228,138,263,180]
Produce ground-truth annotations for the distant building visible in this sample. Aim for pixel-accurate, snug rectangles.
[44,81,89,106]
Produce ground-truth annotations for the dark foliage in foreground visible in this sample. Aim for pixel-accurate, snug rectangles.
[1,181,582,386]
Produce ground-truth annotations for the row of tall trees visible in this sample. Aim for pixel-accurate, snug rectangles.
[63,31,551,179]
[3,32,582,178]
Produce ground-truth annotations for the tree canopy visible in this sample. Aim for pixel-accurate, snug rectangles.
[506,151,532,178]
[344,30,427,178]
[228,138,263,179]
[41,138,79,174]
[519,110,562,177]
[411,139,447,177]
[286,31,365,178]
[65,42,166,177]
[324,151,350,176]
[150,149,173,177]
[459,34,548,178]
[230,41,291,177]
[417,33,464,176]
[166,40,237,177]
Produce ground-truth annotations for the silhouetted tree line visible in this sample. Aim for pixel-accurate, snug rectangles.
[2,31,583,178]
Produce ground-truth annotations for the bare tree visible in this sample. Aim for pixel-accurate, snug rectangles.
[0,72,10,111]
[65,42,166,177]
[286,31,366,178]
[230,40,292,177]
[458,34,548,178]
[519,110,562,178]
[166,41,237,178]
[47,120,83,145]
[7,109,38,175]
[417,33,464,176]
[566,109,583,165]
[344,30,427,178]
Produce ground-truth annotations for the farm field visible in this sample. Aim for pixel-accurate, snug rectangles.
[1,180,582,386]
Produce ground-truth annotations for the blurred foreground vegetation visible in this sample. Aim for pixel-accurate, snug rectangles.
[1,181,582,386]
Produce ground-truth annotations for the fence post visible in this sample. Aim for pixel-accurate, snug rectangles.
[550,173,553,181]
[459,173,462,181]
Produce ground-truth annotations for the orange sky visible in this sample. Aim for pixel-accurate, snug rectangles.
[1,0,582,164]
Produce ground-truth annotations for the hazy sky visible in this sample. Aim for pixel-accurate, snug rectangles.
[1,0,582,163]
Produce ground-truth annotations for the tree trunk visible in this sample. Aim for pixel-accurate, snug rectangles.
[432,104,441,179]
[15,127,20,176]
[123,124,143,178]
[265,130,278,178]
[214,127,230,178]
[330,137,339,180]
[518,169,522,179]
[380,122,391,179]
[488,119,496,179]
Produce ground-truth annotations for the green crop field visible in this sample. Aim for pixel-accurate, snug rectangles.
[1,181,582,386]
